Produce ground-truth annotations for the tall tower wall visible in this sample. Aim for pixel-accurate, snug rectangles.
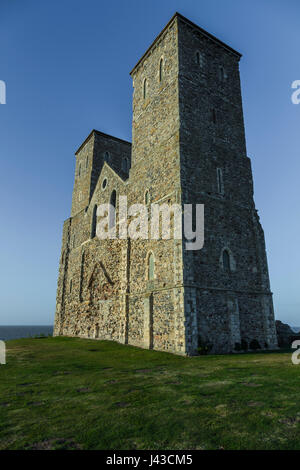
[176,16,277,353]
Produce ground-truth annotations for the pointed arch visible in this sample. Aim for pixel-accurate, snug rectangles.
[220,247,236,272]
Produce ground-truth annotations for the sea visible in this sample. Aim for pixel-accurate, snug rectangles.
[0,325,53,341]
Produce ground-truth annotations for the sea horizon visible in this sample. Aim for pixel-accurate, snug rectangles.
[0,325,53,341]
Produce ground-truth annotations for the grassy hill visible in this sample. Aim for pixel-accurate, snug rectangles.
[0,337,299,450]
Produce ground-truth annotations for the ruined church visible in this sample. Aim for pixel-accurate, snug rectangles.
[54,13,278,354]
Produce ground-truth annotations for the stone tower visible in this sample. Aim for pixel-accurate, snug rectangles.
[54,13,278,354]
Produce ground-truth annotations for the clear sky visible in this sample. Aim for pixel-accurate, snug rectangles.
[0,0,299,326]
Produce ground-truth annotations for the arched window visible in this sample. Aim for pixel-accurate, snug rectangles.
[217,168,224,194]
[223,250,231,272]
[109,190,117,229]
[102,178,107,190]
[159,58,163,82]
[78,163,81,177]
[195,51,200,65]
[69,279,73,293]
[91,204,97,238]
[122,157,129,172]
[104,151,110,162]
[85,156,89,169]
[148,252,155,280]
[143,79,147,99]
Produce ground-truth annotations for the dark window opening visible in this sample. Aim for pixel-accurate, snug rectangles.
[212,109,217,124]
[109,190,117,229]
[217,168,223,194]
[122,157,129,173]
[91,204,97,238]
[159,58,163,82]
[223,250,231,272]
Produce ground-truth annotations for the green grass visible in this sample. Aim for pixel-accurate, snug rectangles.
[0,337,299,450]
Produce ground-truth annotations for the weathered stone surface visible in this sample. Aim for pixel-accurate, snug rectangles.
[54,13,278,355]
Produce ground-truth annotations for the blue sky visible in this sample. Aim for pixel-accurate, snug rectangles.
[0,0,299,326]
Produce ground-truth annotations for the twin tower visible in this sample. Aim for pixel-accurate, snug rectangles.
[54,13,278,354]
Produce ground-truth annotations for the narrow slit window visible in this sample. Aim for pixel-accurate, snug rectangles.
[91,204,97,238]
[219,66,227,82]
[122,157,129,172]
[148,253,155,280]
[196,51,205,69]
[145,190,150,205]
[217,168,224,194]
[109,190,117,229]
[212,108,217,124]
[223,250,231,272]
[159,58,163,82]
[143,79,147,99]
